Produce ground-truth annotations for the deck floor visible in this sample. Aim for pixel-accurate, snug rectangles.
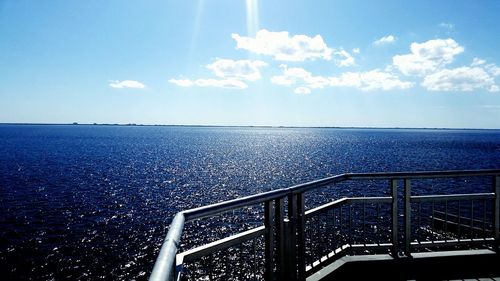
[307,249,500,281]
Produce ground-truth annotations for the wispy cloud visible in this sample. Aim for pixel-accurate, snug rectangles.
[471,57,486,67]
[169,78,248,89]
[439,22,455,30]
[334,49,355,67]
[109,80,146,89]
[373,35,396,46]
[206,59,267,81]
[294,87,311,94]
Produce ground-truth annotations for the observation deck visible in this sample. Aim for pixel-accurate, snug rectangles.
[150,169,500,281]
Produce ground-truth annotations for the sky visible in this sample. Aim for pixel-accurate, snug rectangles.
[1,0,500,128]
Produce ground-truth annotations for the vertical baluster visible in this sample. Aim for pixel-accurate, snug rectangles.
[482,199,486,239]
[444,200,448,242]
[458,200,461,241]
[404,179,411,256]
[376,203,380,246]
[287,194,298,281]
[225,249,230,280]
[431,201,435,243]
[339,206,343,246]
[275,198,285,280]
[471,200,474,239]
[417,202,421,243]
[264,200,274,281]
[327,210,332,252]
[493,176,500,250]
[297,193,306,281]
[253,239,257,281]
[315,215,320,260]
[333,208,337,254]
[209,253,214,281]
[391,179,398,256]
[362,202,366,245]
[349,204,353,247]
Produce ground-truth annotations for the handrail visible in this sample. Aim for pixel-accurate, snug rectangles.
[149,169,500,281]
[150,213,185,281]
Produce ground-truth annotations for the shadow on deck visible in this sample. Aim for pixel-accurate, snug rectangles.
[308,249,500,281]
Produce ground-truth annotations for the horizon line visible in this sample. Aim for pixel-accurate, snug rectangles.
[0,122,499,131]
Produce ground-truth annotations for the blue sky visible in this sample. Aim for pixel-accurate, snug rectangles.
[1,0,500,128]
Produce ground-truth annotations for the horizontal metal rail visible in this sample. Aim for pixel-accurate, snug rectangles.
[411,192,495,202]
[177,226,266,263]
[150,169,500,281]
[305,197,391,219]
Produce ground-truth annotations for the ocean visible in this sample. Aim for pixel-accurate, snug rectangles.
[1,125,500,280]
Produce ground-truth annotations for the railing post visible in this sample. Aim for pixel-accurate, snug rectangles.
[404,179,412,256]
[494,176,500,251]
[275,198,285,280]
[264,200,275,281]
[391,179,399,257]
[286,194,298,281]
[296,193,306,281]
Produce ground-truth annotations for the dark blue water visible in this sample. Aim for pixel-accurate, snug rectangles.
[1,125,499,280]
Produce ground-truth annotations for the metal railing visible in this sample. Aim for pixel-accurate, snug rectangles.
[150,169,500,281]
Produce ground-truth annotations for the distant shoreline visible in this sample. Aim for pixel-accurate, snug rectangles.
[0,122,499,131]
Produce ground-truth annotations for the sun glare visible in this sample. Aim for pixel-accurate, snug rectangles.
[246,0,259,37]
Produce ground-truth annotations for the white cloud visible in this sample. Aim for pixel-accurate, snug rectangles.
[168,58,265,90]
[352,48,360,54]
[294,87,311,94]
[392,38,464,76]
[206,59,267,81]
[271,65,412,92]
[109,80,146,89]
[486,64,500,76]
[330,70,414,91]
[169,78,248,89]
[471,57,486,67]
[421,66,498,92]
[270,65,329,89]
[373,35,396,46]
[334,49,355,67]
[232,29,333,61]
